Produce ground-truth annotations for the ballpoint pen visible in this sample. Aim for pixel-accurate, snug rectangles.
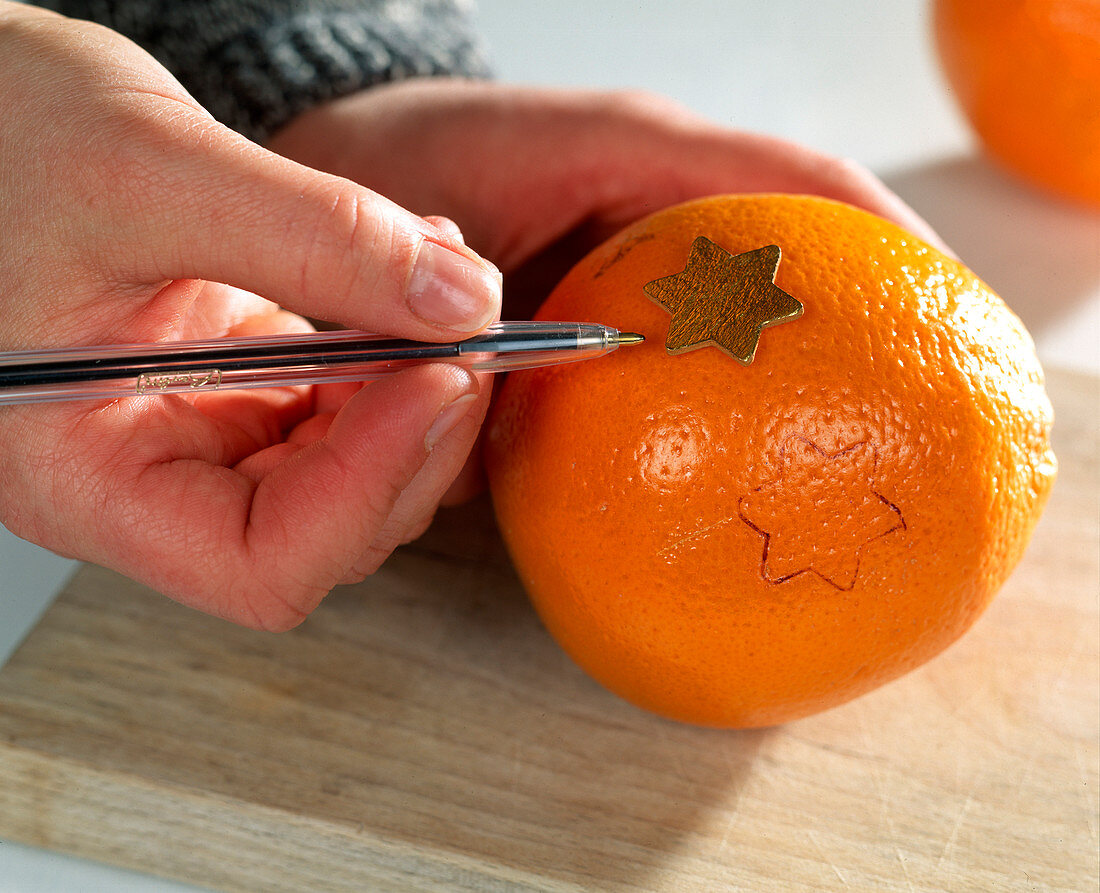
[0,321,645,406]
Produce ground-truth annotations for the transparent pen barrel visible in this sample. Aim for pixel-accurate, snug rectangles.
[0,359,433,404]
[0,323,618,405]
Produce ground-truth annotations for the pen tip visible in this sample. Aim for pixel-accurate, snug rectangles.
[618,332,645,345]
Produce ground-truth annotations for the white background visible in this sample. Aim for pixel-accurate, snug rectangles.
[2,0,1098,888]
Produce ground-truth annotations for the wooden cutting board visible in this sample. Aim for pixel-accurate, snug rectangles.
[0,368,1096,892]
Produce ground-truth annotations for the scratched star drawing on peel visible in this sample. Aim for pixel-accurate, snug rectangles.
[738,438,907,590]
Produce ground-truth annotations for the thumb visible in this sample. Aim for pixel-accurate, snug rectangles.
[100,109,501,338]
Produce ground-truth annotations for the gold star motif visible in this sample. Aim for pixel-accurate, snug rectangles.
[643,237,803,363]
[737,438,906,590]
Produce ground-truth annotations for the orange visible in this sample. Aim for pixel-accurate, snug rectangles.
[485,194,1056,728]
[934,0,1100,206]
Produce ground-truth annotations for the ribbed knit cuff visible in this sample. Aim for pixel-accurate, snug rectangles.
[197,9,492,141]
[30,0,492,142]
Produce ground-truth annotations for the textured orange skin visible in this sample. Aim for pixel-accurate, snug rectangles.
[934,0,1100,206]
[485,195,1056,728]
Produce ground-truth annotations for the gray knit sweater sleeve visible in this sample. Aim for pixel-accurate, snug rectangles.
[30,0,491,142]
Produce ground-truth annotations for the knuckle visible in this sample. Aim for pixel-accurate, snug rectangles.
[601,87,666,114]
[827,155,882,193]
[401,512,436,545]
[346,546,391,581]
[296,179,414,316]
[237,582,312,632]
[590,88,695,127]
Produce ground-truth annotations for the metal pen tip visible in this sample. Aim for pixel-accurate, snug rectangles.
[617,332,645,345]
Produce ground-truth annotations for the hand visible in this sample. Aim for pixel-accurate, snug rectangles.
[267,79,948,498]
[0,6,501,629]
[268,79,947,280]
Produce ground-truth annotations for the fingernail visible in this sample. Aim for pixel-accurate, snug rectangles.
[425,392,479,453]
[407,238,501,332]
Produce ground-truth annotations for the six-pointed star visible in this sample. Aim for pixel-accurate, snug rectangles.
[643,237,803,363]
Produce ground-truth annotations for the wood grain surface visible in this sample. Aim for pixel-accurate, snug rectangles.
[0,368,1096,892]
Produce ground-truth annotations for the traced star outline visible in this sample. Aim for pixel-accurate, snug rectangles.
[643,237,803,364]
[737,437,906,591]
